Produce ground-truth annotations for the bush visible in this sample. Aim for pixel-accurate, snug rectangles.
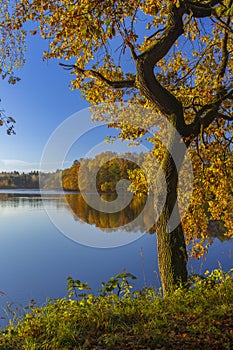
[0,269,233,349]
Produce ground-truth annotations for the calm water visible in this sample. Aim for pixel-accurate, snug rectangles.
[0,190,232,325]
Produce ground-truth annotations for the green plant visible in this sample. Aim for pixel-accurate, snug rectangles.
[0,268,233,349]
[98,270,137,298]
[66,276,91,300]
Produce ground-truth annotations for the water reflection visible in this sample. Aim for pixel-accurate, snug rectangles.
[0,194,43,209]
[63,194,232,243]
[0,193,66,210]
[0,193,231,243]
[65,193,156,233]
[0,192,156,234]
[0,192,159,327]
[0,192,232,327]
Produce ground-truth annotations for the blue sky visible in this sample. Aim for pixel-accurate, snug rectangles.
[0,33,91,172]
[0,28,153,173]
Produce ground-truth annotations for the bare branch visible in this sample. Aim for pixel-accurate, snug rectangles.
[59,63,136,89]
[146,28,165,41]
[126,40,138,60]
[115,22,138,60]
[211,3,233,34]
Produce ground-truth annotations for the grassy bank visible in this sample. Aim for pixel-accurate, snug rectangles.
[0,269,233,350]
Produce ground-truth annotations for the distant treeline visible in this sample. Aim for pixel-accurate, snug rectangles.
[0,170,62,189]
[0,171,40,189]
[0,152,144,192]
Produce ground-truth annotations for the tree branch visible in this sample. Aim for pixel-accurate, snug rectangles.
[173,42,218,85]
[59,63,136,89]
[138,6,184,64]
[217,26,229,81]
[125,40,138,60]
[217,112,233,121]
[211,16,233,33]
[115,22,138,60]
[136,5,186,129]
[183,0,223,18]
[146,28,165,41]
[211,1,233,34]
[186,89,233,136]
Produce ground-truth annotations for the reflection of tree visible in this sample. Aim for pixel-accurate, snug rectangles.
[0,193,230,243]
[0,193,43,208]
[65,193,156,233]
[65,193,232,242]
[0,193,66,209]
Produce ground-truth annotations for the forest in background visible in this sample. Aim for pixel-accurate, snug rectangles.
[0,151,145,192]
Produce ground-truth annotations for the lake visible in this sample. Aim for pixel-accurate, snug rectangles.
[0,190,232,326]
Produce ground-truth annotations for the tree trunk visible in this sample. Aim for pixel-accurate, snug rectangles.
[136,54,188,295]
[155,128,188,295]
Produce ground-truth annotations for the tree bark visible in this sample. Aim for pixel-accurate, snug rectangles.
[155,128,188,295]
[136,57,188,295]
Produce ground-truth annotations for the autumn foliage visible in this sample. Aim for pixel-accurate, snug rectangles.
[2,0,233,292]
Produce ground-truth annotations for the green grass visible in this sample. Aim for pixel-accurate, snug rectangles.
[0,269,233,349]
